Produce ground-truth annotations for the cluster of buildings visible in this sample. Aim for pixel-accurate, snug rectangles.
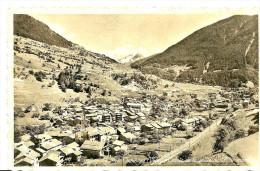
[14,84,256,166]
[13,35,258,166]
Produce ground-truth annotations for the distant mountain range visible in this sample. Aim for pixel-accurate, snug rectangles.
[118,53,144,63]
[131,15,258,87]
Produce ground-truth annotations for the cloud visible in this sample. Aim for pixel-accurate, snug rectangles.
[102,44,148,60]
[48,24,75,40]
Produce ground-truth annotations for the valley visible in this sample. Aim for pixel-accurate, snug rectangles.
[13,14,259,167]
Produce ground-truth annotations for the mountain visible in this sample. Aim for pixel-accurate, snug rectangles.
[132,53,143,61]
[131,15,258,87]
[14,14,117,64]
[14,14,73,48]
[118,53,144,63]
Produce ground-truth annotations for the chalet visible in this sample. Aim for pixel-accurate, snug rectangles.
[62,134,75,145]
[81,140,105,158]
[115,112,123,122]
[37,134,52,142]
[157,122,171,131]
[39,151,63,166]
[14,145,40,166]
[120,132,137,144]
[59,145,82,162]
[23,141,35,148]
[133,126,141,132]
[90,116,100,124]
[182,118,196,127]
[84,127,100,141]
[40,139,62,151]
[126,103,144,112]
[111,140,127,155]
[128,115,138,122]
[102,113,111,123]
[14,150,40,166]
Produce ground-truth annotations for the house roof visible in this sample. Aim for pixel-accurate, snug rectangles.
[60,146,74,156]
[15,157,34,166]
[15,148,40,161]
[81,140,105,151]
[151,123,161,129]
[112,140,124,146]
[136,112,145,117]
[157,122,171,128]
[98,127,116,135]
[39,151,61,163]
[121,132,137,139]
[41,139,62,150]
[23,141,35,147]
[67,142,79,148]
[21,134,31,142]
[129,115,138,119]
[143,124,153,128]
[37,134,52,140]
[134,126,141,131]
[182,118,195,124]
[73,150,82,156]
[117,128,126,134]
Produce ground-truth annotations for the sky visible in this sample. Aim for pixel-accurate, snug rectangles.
[30,14,231,60]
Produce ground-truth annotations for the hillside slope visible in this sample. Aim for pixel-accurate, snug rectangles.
[14,14,73,48]
[131,15,258,87]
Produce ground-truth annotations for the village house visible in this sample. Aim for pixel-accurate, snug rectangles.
[39,150,63,166]
[59,143,82,162]
[98,126,117,142]
[157,122,172,131]
[120,132,137,144]
[14,148,40,166]
[182,118,197,128]
[83,127,101,141]
[36,133,52,143]
[115,112,123,122]
[102,113,112,123]
[40,138,62,151]
[126,103,144,112]
[111,140,127,156]
[80,140,105,158]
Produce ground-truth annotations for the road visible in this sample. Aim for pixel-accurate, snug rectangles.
[151,118,223,165]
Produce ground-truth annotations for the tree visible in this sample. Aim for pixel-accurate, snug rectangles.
[213,125,230,152]
[179,108,188,117]
[234,129,245,139]
[248,125,259,135]
[178,150,192,161]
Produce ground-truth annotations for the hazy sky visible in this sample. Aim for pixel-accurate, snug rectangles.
[30,14,230,59]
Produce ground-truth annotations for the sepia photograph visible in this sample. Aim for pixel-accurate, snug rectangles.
[0,1,259,170]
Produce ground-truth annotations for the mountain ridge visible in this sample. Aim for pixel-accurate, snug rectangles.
[131,15,258,87]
